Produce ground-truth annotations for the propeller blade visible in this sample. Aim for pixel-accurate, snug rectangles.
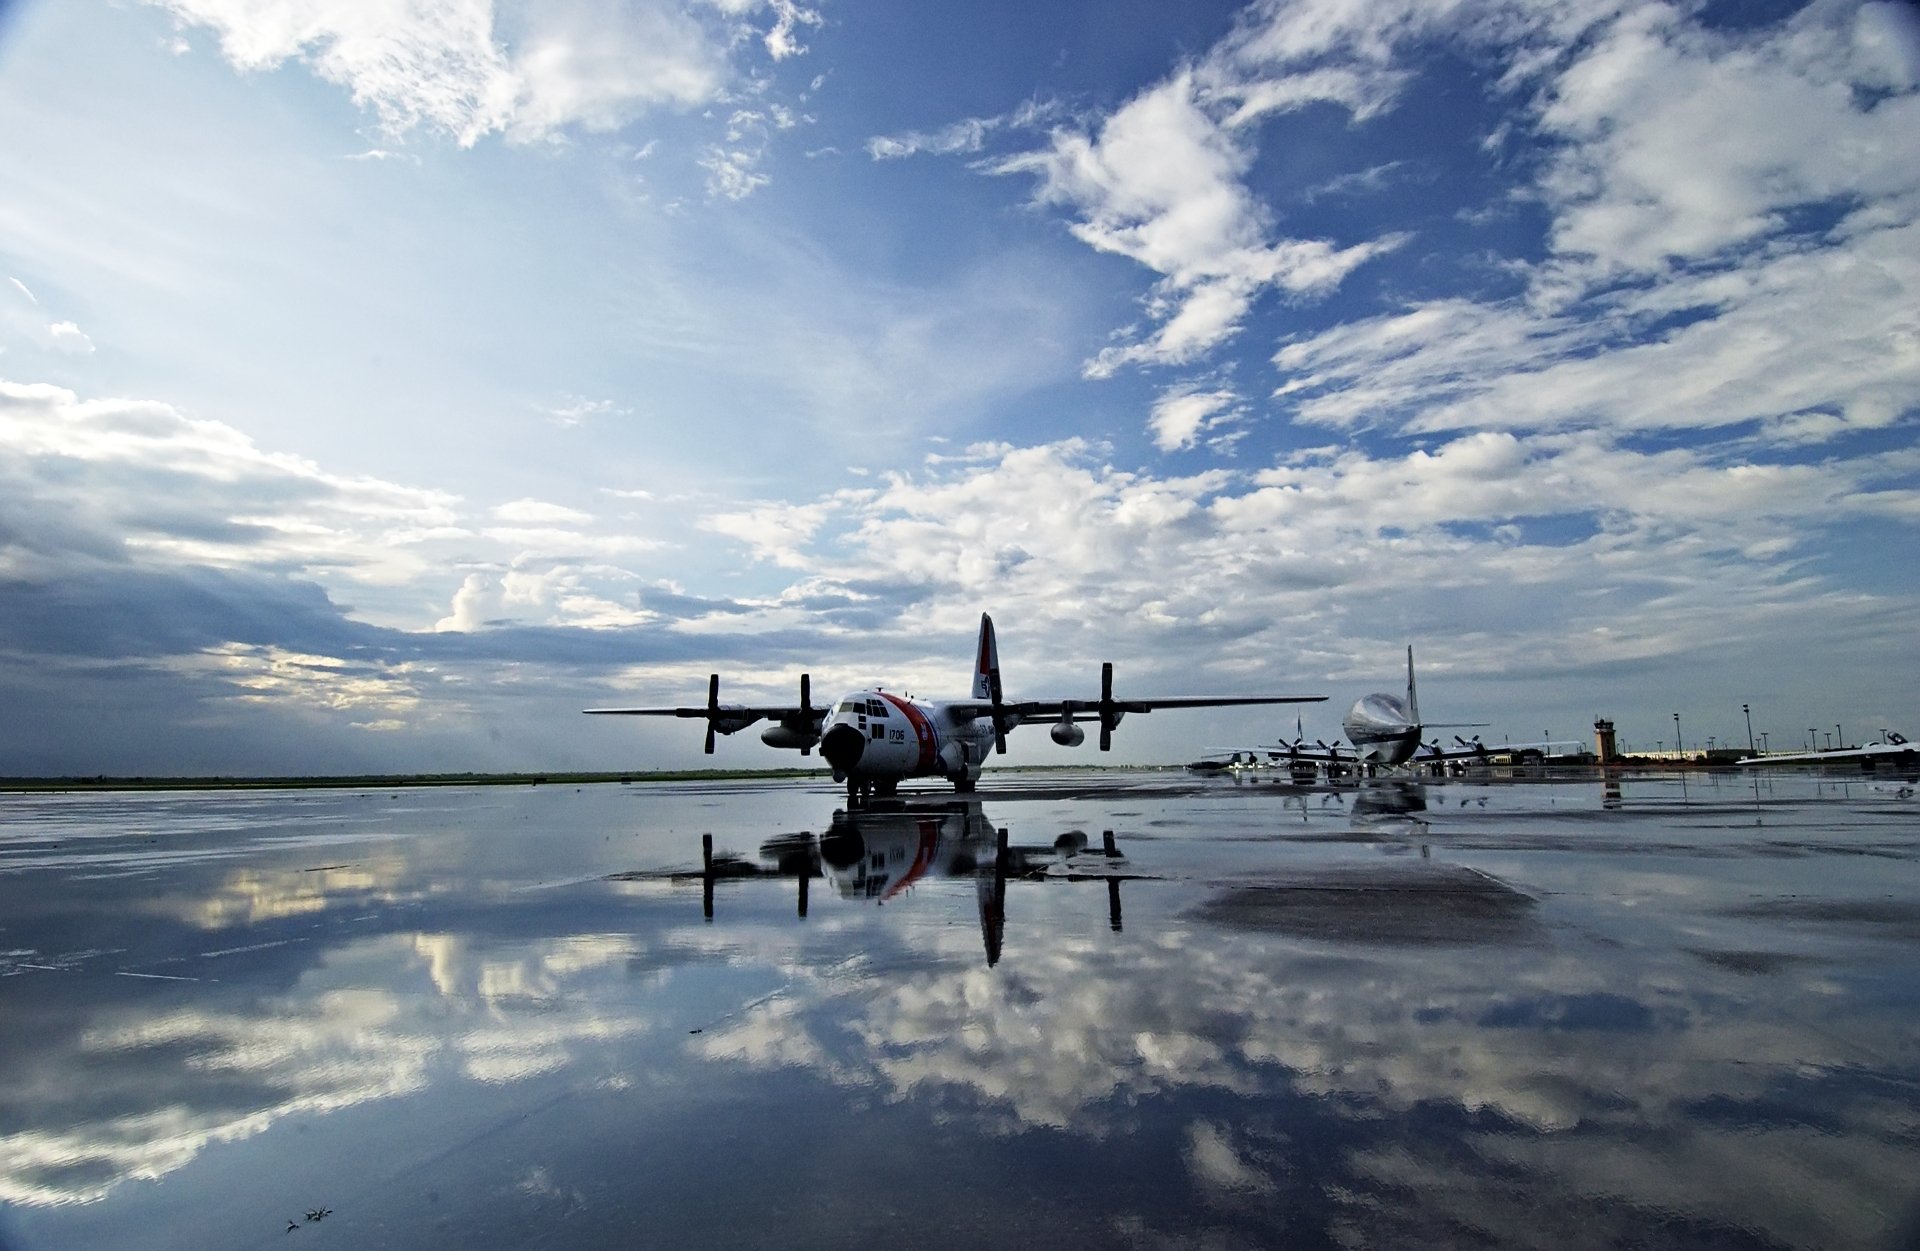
[799,673,812,755]
[988,667,1008,753]
[1098,661,1115,752]
[704,673,720,754]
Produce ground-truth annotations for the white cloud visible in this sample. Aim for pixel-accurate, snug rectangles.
[699,143,771,200]
[993,72,1404,379]
[493,497,593,526]
[867,116,995,161]
[46,320,95,354]
[150,0,819,147]
[0,377,459,582]
[1271,218,1920,438]
[1536,1,1920,275]
[1150,385,1243,452]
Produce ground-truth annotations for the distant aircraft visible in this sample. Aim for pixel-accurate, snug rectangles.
[586,614,1325,802]
[1738,731,1915,768]
[1258,647,1575,774]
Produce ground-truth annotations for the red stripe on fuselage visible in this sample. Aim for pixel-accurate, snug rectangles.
[878,692,939,774]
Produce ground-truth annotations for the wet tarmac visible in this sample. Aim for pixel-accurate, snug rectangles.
[2,768,1918,1249]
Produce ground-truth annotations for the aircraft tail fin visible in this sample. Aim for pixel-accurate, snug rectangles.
[1406,645,1421,729]
[972,614,1002,702]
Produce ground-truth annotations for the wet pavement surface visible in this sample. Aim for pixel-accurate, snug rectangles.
[2,768,1918,1249]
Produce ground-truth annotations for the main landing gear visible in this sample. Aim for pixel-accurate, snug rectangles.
[844,777,900,806]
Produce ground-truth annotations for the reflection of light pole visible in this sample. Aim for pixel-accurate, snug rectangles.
[1743,703,1755,756]
[1673,712,1684,760]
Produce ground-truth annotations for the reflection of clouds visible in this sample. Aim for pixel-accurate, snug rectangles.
[1185,1120,1276,1198]
[0,931,653,1206]
[5,986,430,1206]
[171,859,402,927]
[685,895,1916,1248]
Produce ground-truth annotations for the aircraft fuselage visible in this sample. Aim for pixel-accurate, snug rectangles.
[1342,692,1422,766]
[814,690,999,793]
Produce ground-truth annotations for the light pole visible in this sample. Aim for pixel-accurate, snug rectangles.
[1760,732,1769,754]
[1673,712,1684,761]
[1824,731,1833,750]
[1809,728,1818,751]
[1743,703,1755,756]
[1836,724,1845,751]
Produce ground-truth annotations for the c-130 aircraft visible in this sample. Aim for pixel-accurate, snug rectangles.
[587,614,1325,802]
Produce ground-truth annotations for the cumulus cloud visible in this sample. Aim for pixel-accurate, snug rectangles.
[1149,385,1244,452]
[991,72,1405,378]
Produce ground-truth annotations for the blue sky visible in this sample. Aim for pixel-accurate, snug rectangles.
[1,0,1916,774]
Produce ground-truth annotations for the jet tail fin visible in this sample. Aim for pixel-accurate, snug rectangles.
[972,614,1002,701]
[1405,645,1421,729]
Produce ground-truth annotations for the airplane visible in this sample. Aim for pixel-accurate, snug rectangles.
[585,614,1325,802]
[1738,731,1915,769]
[1256,647,1576,776]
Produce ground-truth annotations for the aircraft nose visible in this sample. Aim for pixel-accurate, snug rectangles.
[821,723,866,772]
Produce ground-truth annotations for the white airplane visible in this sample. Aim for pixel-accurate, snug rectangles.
[586,614,1324,801]
[1260,647,1575,773]
[1738,731,1915,768]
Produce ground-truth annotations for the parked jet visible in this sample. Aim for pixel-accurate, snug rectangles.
[586,614,1324,802]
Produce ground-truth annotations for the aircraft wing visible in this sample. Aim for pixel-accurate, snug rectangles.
[583,672,826,754]
[947,694,1325,720]
[582,702,807,719]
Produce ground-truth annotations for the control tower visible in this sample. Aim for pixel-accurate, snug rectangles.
[1594,718,1619,763]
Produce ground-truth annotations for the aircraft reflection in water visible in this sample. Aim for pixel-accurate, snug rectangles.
[657,801,1149,965]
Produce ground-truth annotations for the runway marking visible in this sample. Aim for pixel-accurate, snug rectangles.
[200,939,298,958]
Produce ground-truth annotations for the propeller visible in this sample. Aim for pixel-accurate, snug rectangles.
[798,673,812,755]
[988,666,1009,754]
[1097,662,1118,752]
[703,673,720,754]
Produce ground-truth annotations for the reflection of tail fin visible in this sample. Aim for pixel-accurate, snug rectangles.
[1406,645,1421,729]
[973,614,1001,701]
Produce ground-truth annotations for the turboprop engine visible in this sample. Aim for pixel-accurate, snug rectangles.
[1050,719,1085,747]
